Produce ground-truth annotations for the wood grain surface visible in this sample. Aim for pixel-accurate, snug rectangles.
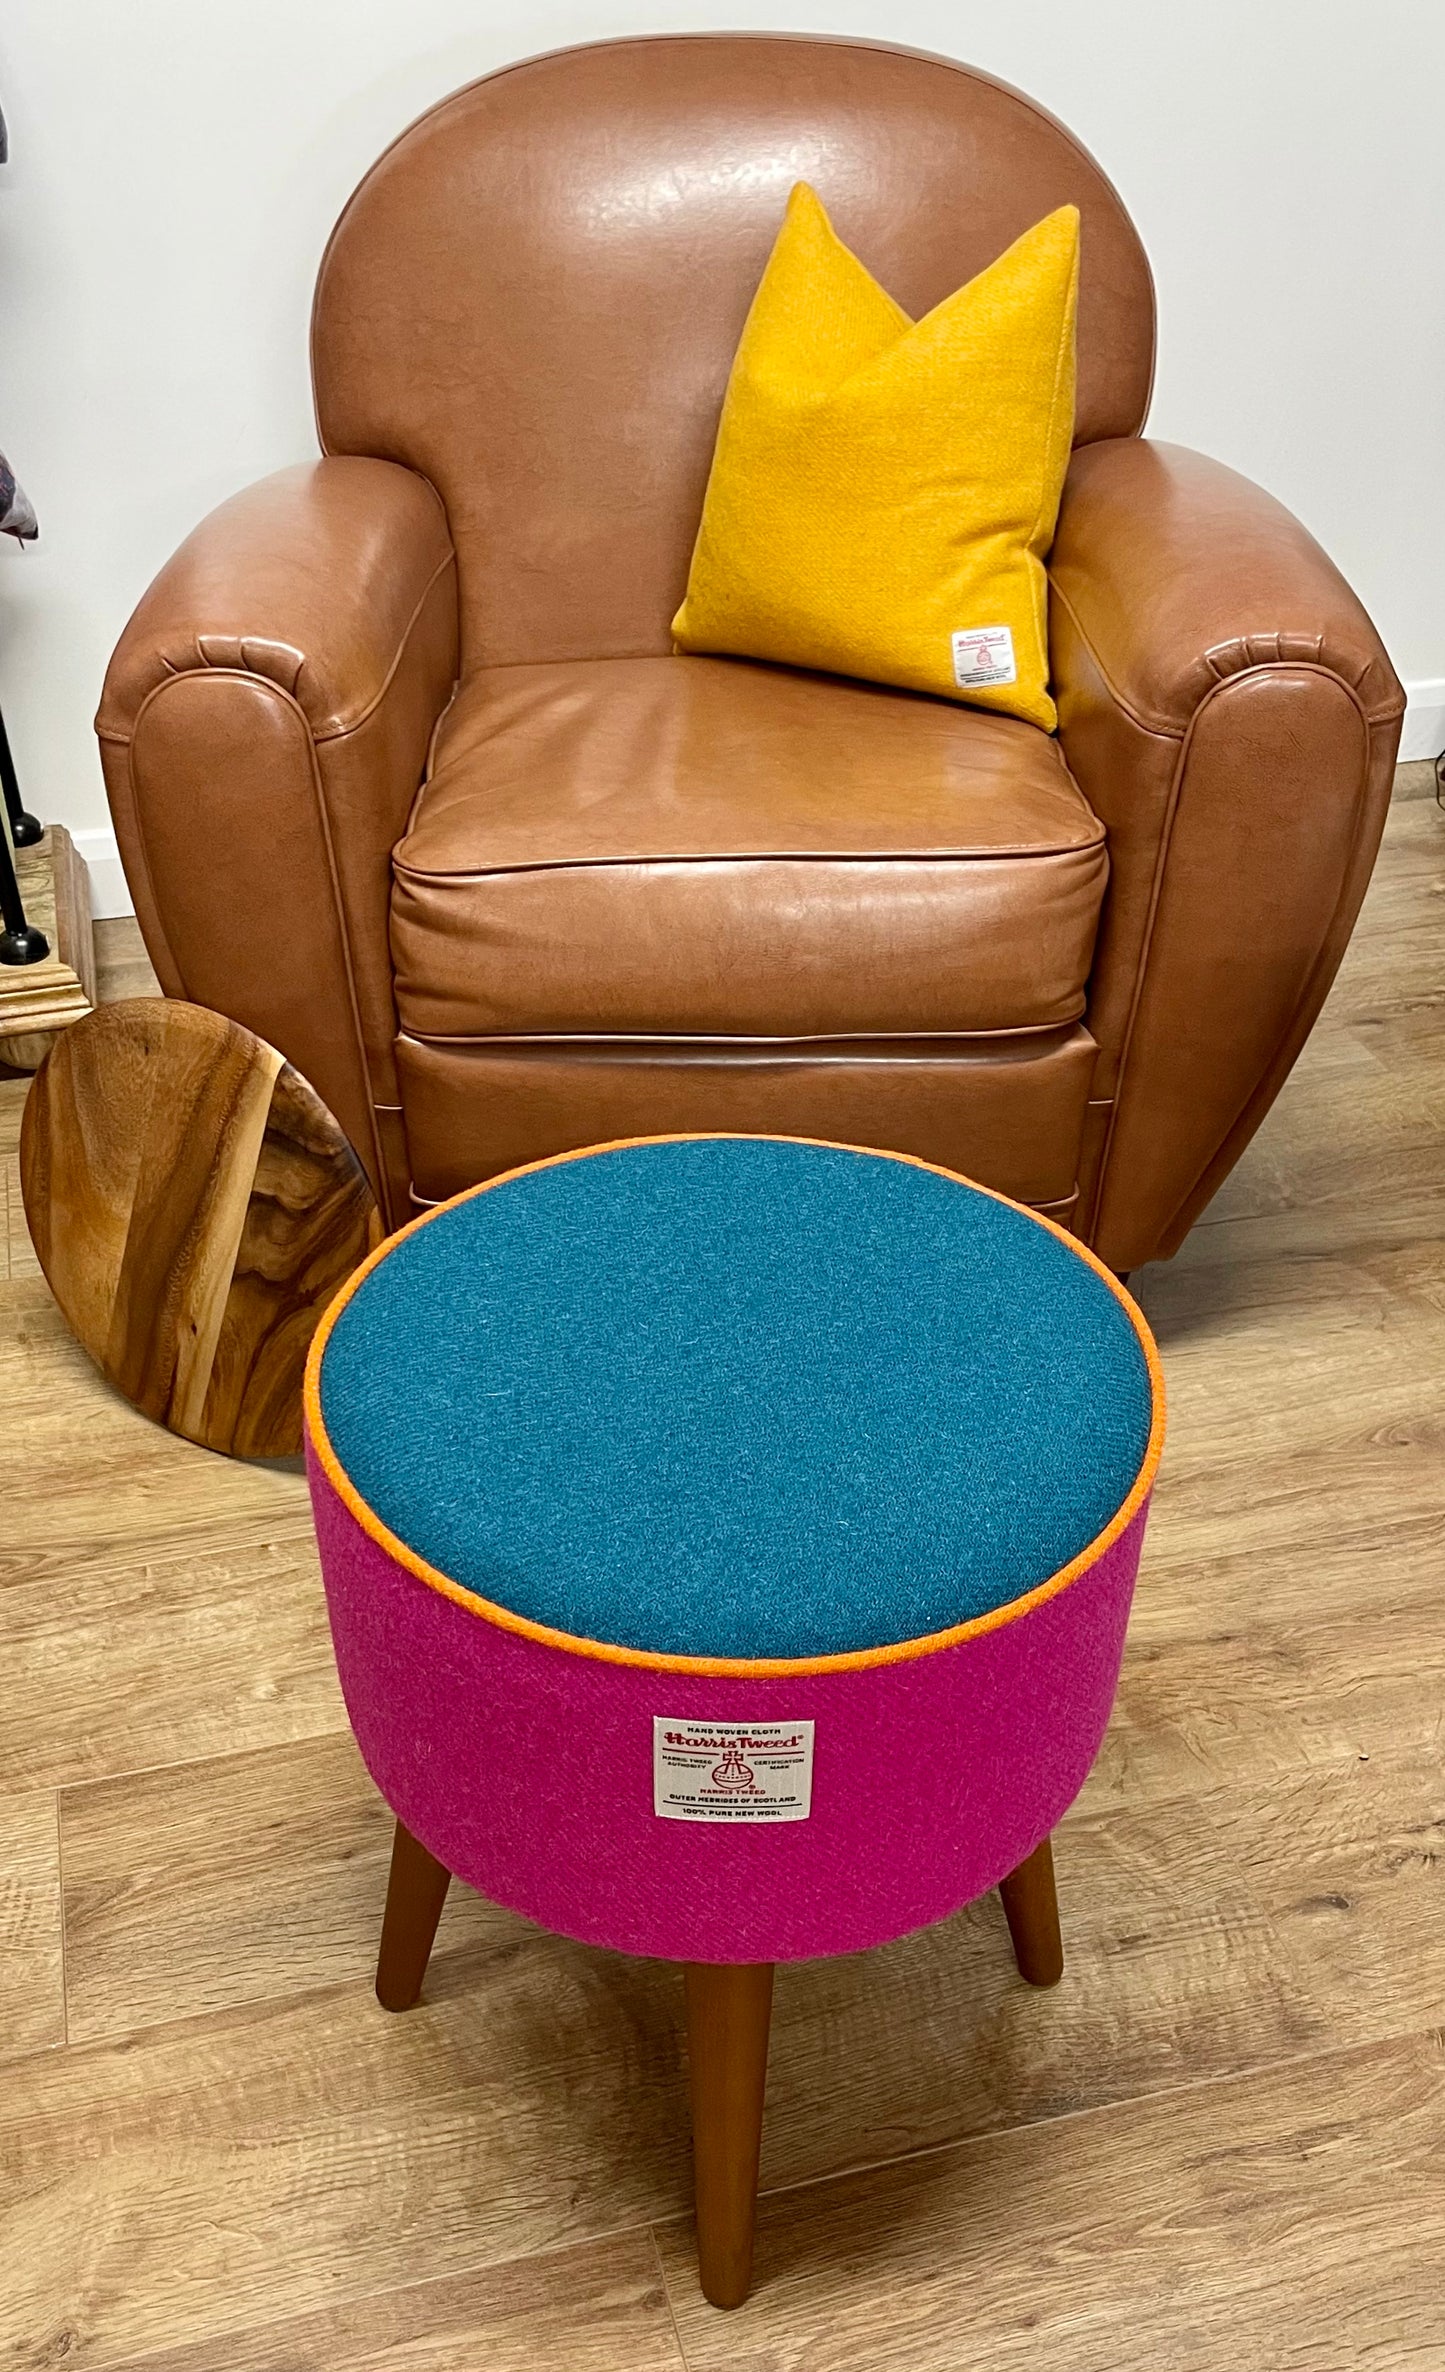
[0,823,96,1072]
[0,773,1442,2369]
[116,2230,685,2372]
[684,1958,775,2306]
[0,1789,64,2064]
[20,998,377,1456]
[656,2030,1445,2372]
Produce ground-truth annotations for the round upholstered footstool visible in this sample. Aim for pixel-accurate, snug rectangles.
[304,1134,1163,2306]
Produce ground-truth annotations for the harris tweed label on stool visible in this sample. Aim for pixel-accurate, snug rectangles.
[653,1718,815,1821]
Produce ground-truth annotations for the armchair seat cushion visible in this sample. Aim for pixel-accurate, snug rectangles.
[390,655,1107,1042]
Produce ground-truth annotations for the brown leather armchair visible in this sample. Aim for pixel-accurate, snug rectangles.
[96,35,1404,1267]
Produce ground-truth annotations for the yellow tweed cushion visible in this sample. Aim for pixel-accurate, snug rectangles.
[672,186,1080,731]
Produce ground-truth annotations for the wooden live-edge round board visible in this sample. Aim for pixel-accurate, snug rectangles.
[20,999,380,1458]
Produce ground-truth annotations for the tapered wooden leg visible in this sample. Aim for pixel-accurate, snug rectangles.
[998,1833,1065,1987]
[375,1817,452,2011]
[683,1960,775,2308]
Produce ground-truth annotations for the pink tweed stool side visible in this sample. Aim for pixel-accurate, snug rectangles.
[304,1134,1165,2306]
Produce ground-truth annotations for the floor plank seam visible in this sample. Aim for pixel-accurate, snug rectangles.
[42,2219,697,2372]
[732,2018,1445,2224]
[650,2223,697,2372]
[49,1721,354,1809]
[54,1784,69,2048]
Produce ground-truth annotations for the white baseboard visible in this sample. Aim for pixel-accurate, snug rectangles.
[1400,679,1445,763]
[59,678,1445,929]
[70,827,134,921]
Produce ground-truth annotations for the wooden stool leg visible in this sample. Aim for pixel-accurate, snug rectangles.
[375,1817,452,2011]
[683,1960,775,2309]
[998,1833,1065,1988]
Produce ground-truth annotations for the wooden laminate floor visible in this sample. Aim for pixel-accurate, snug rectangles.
[2,774,1443,2370]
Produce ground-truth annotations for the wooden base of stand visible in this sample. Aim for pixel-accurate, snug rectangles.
[0,826,97,1072]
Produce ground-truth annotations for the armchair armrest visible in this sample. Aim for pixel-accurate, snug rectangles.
[97,459,458,1221]
[1049,438,1404,1269]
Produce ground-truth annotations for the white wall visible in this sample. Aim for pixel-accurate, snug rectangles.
[2,0,1442,910]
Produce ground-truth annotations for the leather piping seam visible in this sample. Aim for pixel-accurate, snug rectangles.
[419,682,461,806]
[305,1132,1165,1678]
[118,738,180,1002]
[405,1182,1084,1213]
[311,34,1154,449]
[392,843,1108,882]
[1152,696,1385,1252]
[94,546,457,750]
[126,668,389,1206]
[314,547,456,741]
[1049,577,1403,739]
[392,1017,1091,1049]
[1090,660,1375,1246]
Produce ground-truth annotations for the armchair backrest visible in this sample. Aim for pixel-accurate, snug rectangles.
[312,34,1154,673]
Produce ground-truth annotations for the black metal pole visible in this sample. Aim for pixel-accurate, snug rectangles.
[0,703,42,848]
[0,842,48,963]
[0,815,47,959]
[0,824,46,979]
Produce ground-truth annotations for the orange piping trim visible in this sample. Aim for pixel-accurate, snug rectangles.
[303,1133,1166,1678]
